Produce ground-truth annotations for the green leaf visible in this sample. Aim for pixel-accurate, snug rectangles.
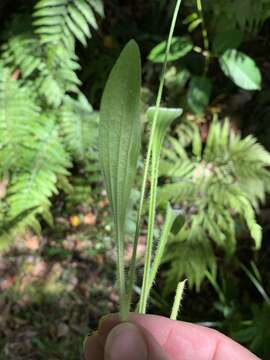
[183,12,198,25]
[33,16,63,26]
[147,107,183,155]
[68,3,91,38]
[76,0,98,29]
[66,14,87,46]
[213,29,244,55]
[88,0,104,17]
[188,18,202,32]
[148,205,181,297]
[148,36,193,63]
[165,67,190,90]
[219,49,262,90]
[35,0,66,8]
[171,212,185,235]
[192,125,202,157]
[99,40,141,230]
[250,223,262,249]
[187,76,212,114]
[99,40,141,317]
[34,6,66,18]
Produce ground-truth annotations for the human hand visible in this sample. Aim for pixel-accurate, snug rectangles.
[84,313,260,360]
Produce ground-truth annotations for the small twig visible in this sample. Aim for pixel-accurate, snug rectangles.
[196,0,210,74]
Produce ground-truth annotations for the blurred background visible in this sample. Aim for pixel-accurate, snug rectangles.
[0,0,270,359]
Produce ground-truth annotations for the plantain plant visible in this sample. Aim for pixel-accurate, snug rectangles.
[98,0,185,319]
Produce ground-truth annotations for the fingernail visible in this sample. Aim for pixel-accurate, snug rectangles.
[105,322,148,360]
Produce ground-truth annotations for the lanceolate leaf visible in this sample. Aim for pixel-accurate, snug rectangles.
[99,40,141,317]
[99,39,141,234]
[219,49,262,90]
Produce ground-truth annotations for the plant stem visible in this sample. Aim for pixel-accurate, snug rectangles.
[147,205,179,298]
[170,280,187,320]
[127,0,182,313]
[139,150,160,313]
[137,0,182,314]
[116,227,128,319]
[196,0,210,74]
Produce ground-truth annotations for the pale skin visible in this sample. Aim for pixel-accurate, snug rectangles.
[84,313,261,360]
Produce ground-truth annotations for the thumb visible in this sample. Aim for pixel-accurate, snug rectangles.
[104,322,170,360]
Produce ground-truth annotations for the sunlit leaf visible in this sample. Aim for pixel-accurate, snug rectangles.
[219,49,262,90]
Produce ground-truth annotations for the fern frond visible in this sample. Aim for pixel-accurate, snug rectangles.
[2,34,42,78]
[0,64,72,247]
[61,94,99,161]
[164,234,216,292]
[33,0,104,50]
[175,119,197,148]
[160,118,270,288]
[0,65,40,172]
[204,0,270,35]
[2,32,81,107]
[37,45,81,107]
[7,116,71,229]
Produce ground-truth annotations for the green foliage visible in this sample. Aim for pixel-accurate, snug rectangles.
[164,229,217,291]
[232,264,270,358]
[33,0,103,49]
[99,40,141,318]
[219,50,262,90]
[0,64,72,248]
[187,76,212,114]
[204,0,270,35]
[148,36,193,63]
[184,0,270,35]
[159,118,270,289]
[2,0,104,108]
[61,94,99,162]
[2,24,76,108]
[139,107,182,313]
[147,107,183,155]
[212,29,243,55]
[148,0,264,114]
[149,205,181,296]
[234,303,270,357]
[0,0,103,249]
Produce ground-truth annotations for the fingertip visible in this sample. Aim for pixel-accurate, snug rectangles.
[84,333,104,360]
[98,313,121,339]
[105,322,148,360]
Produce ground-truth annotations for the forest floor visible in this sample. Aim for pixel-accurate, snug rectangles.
[0,192,120,360]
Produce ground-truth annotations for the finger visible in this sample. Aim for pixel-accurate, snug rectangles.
[84,333,104,360]
[99,313,260,360]
[132,314,260,360]
[104,322,170,360]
